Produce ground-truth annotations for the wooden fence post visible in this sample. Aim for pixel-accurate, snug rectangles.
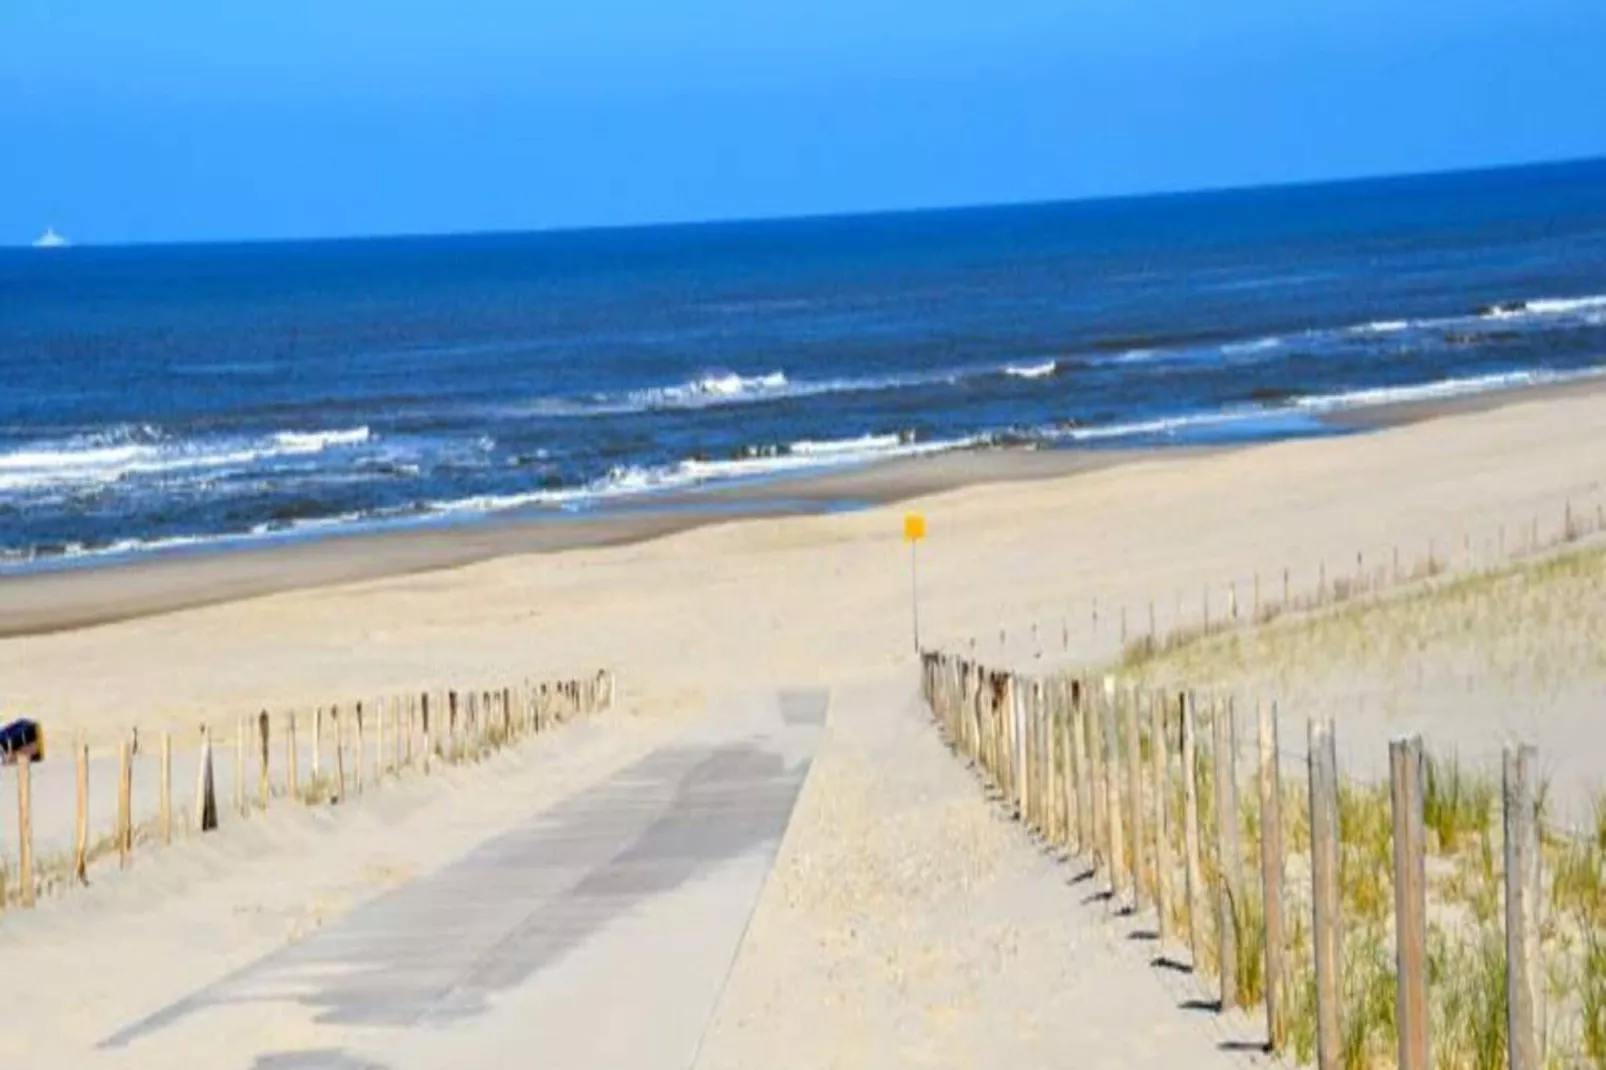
[1040,684,1053,837]
[1088,681,1106,870]
[1390,735,1429,1070]
[1009,676,1025,817]
[258,711,271,810]
[287,712,299,801]
[311,706,323,786]
[1073,681,1092,855]
[75,738,91,881]
[1064,680,1083,853]
[1182,691,1205,971]
[333,706,347,801]
[1212,698,1243,1009]
[196,725,218,832]
[1125,686,1146,914]
[1259,700,1288,1051]
[406,695,416,768]
[1152,689,1172,947]
[1504,742,1542,1070]
[1054,680,1070,847]
[17,757,34,907]
[422,693,433,773]
[1033,683,1046,834]
[1023,680,1038,830]
[118,738,133,868]
[448,690,459,763]
[1309,718,1343,1070]
[235,714,247,817]
[1102,677,1126,911]
[160,732,172,845]
[354,702,366,794]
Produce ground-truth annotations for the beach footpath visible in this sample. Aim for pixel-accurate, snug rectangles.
[7,688,818,1069]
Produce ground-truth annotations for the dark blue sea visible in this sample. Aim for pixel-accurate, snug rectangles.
[4,158,1606,567]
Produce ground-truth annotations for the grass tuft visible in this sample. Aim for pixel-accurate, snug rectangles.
[1584,930,1606,1067]
[1424,750,1496,854]
[1342,924,1397,1070]
[1431,924,1508,1070]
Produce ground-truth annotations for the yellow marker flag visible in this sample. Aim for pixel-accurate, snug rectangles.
[904,513,926,542]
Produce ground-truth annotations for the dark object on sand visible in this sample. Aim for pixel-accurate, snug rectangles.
[0,718,44,763]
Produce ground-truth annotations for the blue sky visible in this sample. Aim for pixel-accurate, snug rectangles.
[3,0,1604,244]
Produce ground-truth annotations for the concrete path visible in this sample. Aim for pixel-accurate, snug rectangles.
[95,689,826,1070]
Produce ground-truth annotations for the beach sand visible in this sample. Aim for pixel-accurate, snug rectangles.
[2,378,1606,1063]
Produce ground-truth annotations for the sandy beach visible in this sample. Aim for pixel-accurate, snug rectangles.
[3,379,1606,1065]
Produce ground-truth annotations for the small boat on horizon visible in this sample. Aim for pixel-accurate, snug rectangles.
[32,227,69,249]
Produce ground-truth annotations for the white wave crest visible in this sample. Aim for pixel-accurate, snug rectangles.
[1004,360,1058,380]
[0,425,373,495]
[1054,411,1242,443]
[791,433,905,456]
[1350,320,1411,334]
[1481,294,1606,321]
[425,430,982,518]
[1525,295,1606,316]
[272,427,371,452]
[638,371,790,408]
[1221,336,1282,355]
[1291,368,1598,412]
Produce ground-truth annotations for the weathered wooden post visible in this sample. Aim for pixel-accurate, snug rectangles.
[196,724,219,832]
[76,738,92,880]
[1023,679,1038,830]
[333,705,347,802]
[1088,681,1106,869]
[448,690,459,763]
[287,712,299,801]
[1073,681,1092,855]
[1504,742,1542,1070]
[118,737,133,868]
[1103,677,1126,911]
[235,713,247,817]
[354,702,366,794]
[258,711,271,810]
[1152,689,1172,946]
[1259,700,1288,1051]
[1390,735,1429,1070]
[1212,699,1243,1009]
[1182,691,1205,971]
[311,706,323,787]
[421,693,432,773]
[1309,718,1342,1070]
[1125,686,1146,914]
[17,756,35,906]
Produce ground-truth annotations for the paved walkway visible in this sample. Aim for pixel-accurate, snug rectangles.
[96,690,826,1070]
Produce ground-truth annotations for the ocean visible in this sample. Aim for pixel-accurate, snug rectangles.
[3,158,1606,568]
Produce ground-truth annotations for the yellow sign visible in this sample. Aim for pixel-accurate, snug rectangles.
[904,513,926,542]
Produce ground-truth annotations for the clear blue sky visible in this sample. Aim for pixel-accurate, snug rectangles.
[3,0,1604,245]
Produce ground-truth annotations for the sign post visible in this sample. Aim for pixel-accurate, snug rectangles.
[904,512,926,653]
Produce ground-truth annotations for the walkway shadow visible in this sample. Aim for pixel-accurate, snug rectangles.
[1179,997,1222,1014]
